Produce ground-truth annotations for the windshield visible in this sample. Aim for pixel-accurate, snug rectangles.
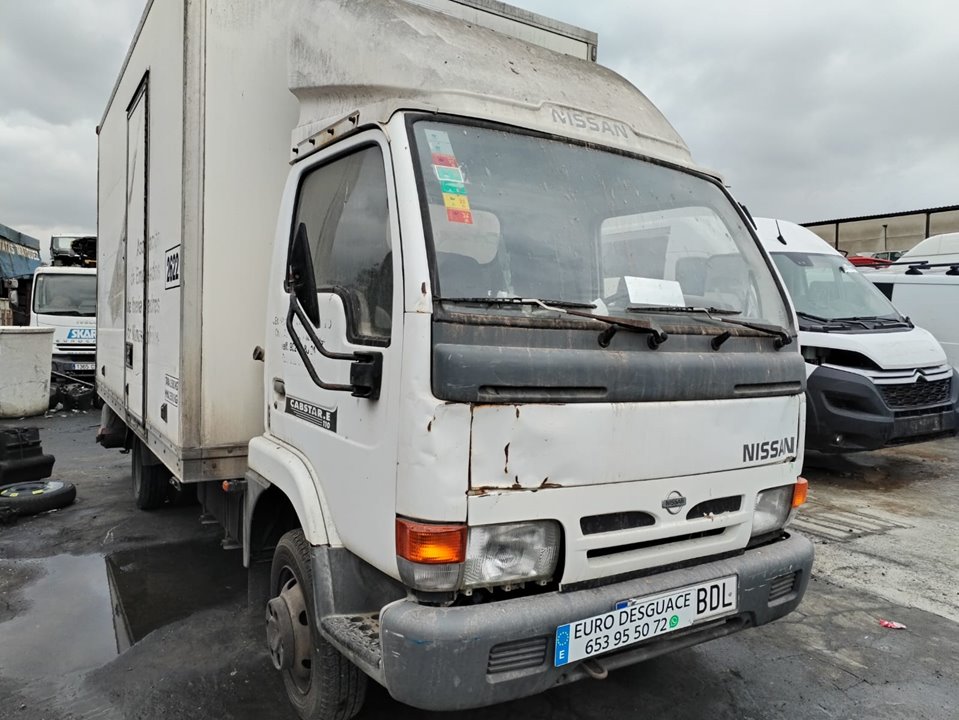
[32,273,96,316]
[411,120,790,329]
[771,252,901,323]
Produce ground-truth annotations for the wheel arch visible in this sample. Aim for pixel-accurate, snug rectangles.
[245,435,338,566]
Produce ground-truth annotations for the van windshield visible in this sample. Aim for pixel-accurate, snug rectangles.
[771,252,901,324]
[32,273,97,316]
[411,119,791,330]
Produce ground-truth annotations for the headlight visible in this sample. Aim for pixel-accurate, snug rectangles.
[463,521,561,590]
[394,518,561,593]
[752,485,793,537]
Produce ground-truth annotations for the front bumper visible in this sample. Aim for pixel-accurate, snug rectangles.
[378,532,813,711]
[805,365,959,452]
[51,354,96,380]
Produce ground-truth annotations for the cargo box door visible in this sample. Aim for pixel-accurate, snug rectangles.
[124,79,148,428]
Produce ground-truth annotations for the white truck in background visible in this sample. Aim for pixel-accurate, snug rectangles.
[756,218,958,452]
[30,266,98,382]
[97,1,813,717]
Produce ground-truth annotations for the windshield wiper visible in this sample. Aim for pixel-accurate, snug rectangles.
[38,310,83,316]
[628,305,792,349]
[436,296,597,310]
[719,317,792,348]
[625,305,741,316]
[437,296,668,348]
[795,311,857,331]
[833,315,913,328]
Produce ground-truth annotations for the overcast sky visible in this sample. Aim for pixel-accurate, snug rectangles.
[1,0,957,248]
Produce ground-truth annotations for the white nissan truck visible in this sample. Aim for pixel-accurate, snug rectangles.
[96,1,813,717]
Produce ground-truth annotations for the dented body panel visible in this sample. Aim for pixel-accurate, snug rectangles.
[469,396,803,491]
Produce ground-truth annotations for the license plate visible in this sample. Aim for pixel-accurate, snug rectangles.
[72,363,95,371]
[554,575,738,666]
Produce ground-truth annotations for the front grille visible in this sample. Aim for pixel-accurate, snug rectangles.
[768,571,799,602]
[581,511,655,535]
[487,636,548,675]
[686,496,742,519]
[587,528,725,560]
[880,378,951,409]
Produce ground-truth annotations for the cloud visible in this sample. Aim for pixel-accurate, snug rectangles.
[0,0,142,245]
[0,111,98,244]
[1,0,956,241]
[513,0,959,222]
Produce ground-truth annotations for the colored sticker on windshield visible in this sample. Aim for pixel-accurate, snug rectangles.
[425,128,473,224]
[432,153,458,168]
[440,180,467,195]
[434,166,464,183]
[425,129,455,155]
[447,209,474,224]
[443,193,470,211]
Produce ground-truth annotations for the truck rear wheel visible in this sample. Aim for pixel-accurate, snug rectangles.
[131,441,169,510]
[267,529,366,720]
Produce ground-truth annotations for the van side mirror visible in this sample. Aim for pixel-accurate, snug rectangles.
[288,223,320,327]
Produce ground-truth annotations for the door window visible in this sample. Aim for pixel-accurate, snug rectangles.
[292,145,392,343]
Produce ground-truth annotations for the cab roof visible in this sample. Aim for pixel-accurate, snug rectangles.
[755,217,841,257]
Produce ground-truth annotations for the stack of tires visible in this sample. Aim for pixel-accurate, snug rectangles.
[0,427,75,519]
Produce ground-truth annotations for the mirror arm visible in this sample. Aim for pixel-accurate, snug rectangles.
[286,297,383,400]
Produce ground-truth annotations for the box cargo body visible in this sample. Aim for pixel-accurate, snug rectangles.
[97,0,599,483]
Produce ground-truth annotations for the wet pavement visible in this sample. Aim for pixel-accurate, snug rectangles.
[1,412,957,719]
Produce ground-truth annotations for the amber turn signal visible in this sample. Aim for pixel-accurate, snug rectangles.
[792,477,808,508]
[395,518,467,564]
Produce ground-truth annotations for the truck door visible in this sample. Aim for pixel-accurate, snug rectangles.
[270,132,402,566]
[124,78,148,428]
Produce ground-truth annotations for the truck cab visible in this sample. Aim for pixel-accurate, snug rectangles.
[30,266,97,381]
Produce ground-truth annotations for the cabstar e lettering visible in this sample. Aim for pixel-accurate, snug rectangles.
[742,436,797,463]
[285,396,337,433]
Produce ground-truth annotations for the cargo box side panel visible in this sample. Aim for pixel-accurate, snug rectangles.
[199,1,299,449]
[98,0,186,456]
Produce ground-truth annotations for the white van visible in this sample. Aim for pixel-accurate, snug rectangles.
[756,218,958,453]
[894,232,959,268]
[869,272,959,370]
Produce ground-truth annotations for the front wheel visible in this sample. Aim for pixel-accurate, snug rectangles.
[267,529,367,720]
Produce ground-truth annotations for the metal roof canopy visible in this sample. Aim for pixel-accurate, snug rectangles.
[0,223,42,280]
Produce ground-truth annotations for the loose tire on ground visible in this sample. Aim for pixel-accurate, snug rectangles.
[0,480,76,516]
[268,529,367,720]
[132,441,170,510]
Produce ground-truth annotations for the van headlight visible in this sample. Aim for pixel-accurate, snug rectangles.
[751,485,794,537]
[463,521,561,590]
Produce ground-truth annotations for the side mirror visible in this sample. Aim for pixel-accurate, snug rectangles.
[288,223,320,326]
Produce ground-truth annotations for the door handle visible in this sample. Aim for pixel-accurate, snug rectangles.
[273,378,286,396]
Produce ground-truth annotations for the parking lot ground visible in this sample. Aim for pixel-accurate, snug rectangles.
[1,412,957,720]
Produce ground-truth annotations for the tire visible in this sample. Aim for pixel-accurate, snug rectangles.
[268,529,367,720]
[0,480,76,516]
[132,441,170,510]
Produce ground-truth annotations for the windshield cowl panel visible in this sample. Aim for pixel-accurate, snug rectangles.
[411,118,792,335]
[431,320,804,404]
